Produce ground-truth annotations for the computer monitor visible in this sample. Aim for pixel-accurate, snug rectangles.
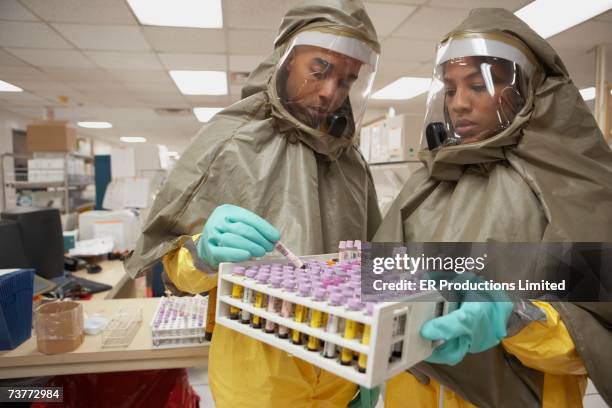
[1,207,64,279]
[0,219,29,268]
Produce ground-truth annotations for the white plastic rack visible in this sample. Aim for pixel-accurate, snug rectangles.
[151,295,208,349]
[216,254,449,387]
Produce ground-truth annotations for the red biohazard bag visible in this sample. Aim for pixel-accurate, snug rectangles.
[32,368,200,408]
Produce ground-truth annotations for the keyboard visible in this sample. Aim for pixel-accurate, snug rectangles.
[50,273,113,296]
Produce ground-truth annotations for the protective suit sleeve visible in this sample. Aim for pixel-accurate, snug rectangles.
[501,301,587,375]
[162,233,218,295]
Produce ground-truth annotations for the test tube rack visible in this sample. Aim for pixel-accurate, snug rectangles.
[150,295,208,349]
[216,254,449,388]
[101,307,142,348]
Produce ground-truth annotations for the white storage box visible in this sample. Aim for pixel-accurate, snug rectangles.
[216,254,450,388]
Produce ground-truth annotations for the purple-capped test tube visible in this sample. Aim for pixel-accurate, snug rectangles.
[323,292,345,358]
[233,266,246,276]
[313,287,327,301]
[277,279,296,339]
[299,283,312,297]
[264,276,283,334]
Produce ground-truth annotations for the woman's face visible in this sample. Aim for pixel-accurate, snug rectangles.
[443,57,521,144]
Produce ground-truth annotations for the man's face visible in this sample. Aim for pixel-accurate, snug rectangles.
[283,45,362,129]
[443,57,520,144]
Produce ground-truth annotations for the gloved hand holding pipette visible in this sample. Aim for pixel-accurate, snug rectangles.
[196,204,280,267]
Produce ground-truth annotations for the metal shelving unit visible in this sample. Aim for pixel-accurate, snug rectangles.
[1,152,95,214]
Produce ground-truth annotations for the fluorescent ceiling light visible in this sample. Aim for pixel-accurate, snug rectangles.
[120,136,147,143]
[579,87,596,101]
[372,77,431,100]
[78,121,112,129]
[193,107,224,123]
[0,80,22,92]
[515,0,612,39]
[126,0,223,28]
[170,71,227,95]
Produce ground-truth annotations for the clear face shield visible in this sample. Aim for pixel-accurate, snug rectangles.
[275,30,379,138]
[422,35,535,150]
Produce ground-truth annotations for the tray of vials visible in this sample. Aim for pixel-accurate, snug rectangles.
[215,249,449,388]
[151,295,208,349]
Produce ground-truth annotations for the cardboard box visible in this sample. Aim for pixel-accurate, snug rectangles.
[26,121,77,152]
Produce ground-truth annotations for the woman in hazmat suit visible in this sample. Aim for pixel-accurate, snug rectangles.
[375,8,612,408]
[125,0,383,406]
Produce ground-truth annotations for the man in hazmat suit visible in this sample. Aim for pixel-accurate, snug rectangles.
[374,8,612,408]
[125,1,382,406]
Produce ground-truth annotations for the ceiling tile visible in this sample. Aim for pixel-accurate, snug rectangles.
[224,0,300,29]
[381,38,436,62]
[158,53,227,70]
[0,0,39,21]
[143,27,226,53]
[5,48,95,68]
[42,67,117,81]
[64,81,127,92]
[364,2,417,38]
[52,24,151,51]
[393,7,468,40]
[0,21,73,49]
[134,91,188,107]
[376,60,422,79]
[184,95,231,106]
[108,69,174,84]
[427,0,530,10]
[122,81,179,93]
[548,21,612,51]
[228,30,276,54]
[229,55,266,72]
[7,79,72,93]
[0,49,30,66]
[0,106,45,119]
[0,91,49,105]
[20,0,137,24]
[366,0,428,4]
[85,51,163,70]
[0,66,49,80]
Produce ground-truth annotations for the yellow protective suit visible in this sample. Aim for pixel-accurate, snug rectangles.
[385,301,587,408]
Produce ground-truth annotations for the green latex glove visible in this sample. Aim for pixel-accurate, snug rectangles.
[421,300,513,366]
[348,386,381,408]
[197,204,280,267]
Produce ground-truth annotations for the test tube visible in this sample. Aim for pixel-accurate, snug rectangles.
[338,241,347,262]
[264,276,283,334]
[278,279,296,339]
[291,284,311,345]
[354,240,362,261]
[251,273,269,329]
[240,269,258,324]
[323,293,344,359]
[274,241,305,269]
[306,288,326,351]
[358,302,374,373]
[340,298,362,366]
[229,267,246,320]
[346,241,354,260]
